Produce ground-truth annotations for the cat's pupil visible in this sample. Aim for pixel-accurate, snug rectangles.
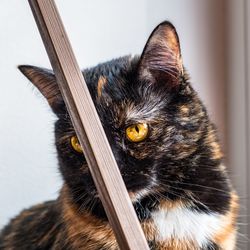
[135,125,139,133]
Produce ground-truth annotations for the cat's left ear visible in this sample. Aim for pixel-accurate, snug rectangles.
[138,21,183,88]
[18,65,63,114]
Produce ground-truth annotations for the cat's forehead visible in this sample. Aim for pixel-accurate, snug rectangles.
[84,56,136,101]
[82,56,170,127]
[85,56,135,83]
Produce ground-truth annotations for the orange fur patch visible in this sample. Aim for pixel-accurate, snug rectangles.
[158,199,185,210]
[61,186,117,250]
[210,141,223,160]
[213,191,239,249]
[179,105,190,116]
[156,238,198,250]
[205,127,223,160]
[97,76,107,98]
[141,219,157,242]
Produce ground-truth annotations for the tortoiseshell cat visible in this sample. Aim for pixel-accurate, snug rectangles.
[0,22,238,250]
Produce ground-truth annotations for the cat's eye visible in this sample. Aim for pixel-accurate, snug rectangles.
[126,123,148,142]
[71,136,83,153]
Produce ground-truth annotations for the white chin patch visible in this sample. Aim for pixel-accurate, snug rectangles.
[152,207,223,247]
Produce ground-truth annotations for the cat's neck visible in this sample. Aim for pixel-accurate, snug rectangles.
[58,185,187,249]
[59,185,237,250]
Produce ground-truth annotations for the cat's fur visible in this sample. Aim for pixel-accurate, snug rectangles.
[0,22,238,250]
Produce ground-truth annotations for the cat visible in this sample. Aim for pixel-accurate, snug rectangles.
[0,21,238,250]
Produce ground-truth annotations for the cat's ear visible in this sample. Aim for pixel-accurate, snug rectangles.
[138,21,183,88]
[18,65,64,114]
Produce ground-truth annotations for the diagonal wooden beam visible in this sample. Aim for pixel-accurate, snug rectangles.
[27,0,149,249]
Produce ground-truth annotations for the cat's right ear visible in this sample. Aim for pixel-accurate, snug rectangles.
[18,65,64,115]
[138,21,183,89]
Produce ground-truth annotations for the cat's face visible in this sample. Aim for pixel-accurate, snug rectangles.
[19,22,225,213]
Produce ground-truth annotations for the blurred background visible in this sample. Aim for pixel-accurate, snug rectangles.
[0,0,249,248]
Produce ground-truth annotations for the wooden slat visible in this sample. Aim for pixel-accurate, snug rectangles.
[27,0,149,249]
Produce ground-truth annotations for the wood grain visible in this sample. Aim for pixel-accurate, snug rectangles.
[27,0,149,249]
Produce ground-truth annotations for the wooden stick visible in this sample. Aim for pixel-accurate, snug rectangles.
[27,0,149,249]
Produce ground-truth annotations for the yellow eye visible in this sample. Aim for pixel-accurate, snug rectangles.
[126,123,149,142]
[71,136,83,153]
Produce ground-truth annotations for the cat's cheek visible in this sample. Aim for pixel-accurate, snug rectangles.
[79,163,90,174]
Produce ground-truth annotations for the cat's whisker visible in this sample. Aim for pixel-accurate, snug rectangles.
[151,183,214,211]
[158,177,231,195]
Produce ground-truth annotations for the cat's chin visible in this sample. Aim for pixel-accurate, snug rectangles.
[92,189,151,203]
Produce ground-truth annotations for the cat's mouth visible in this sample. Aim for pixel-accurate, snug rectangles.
[84,166,158,203]
[92,188,157,206]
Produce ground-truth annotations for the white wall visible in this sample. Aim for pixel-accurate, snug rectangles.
[0,0,227,231]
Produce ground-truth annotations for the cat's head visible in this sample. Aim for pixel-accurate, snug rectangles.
[19,22,226,216]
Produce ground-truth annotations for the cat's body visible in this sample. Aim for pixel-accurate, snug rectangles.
[0,185,238,250]
[0,22,238,250]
